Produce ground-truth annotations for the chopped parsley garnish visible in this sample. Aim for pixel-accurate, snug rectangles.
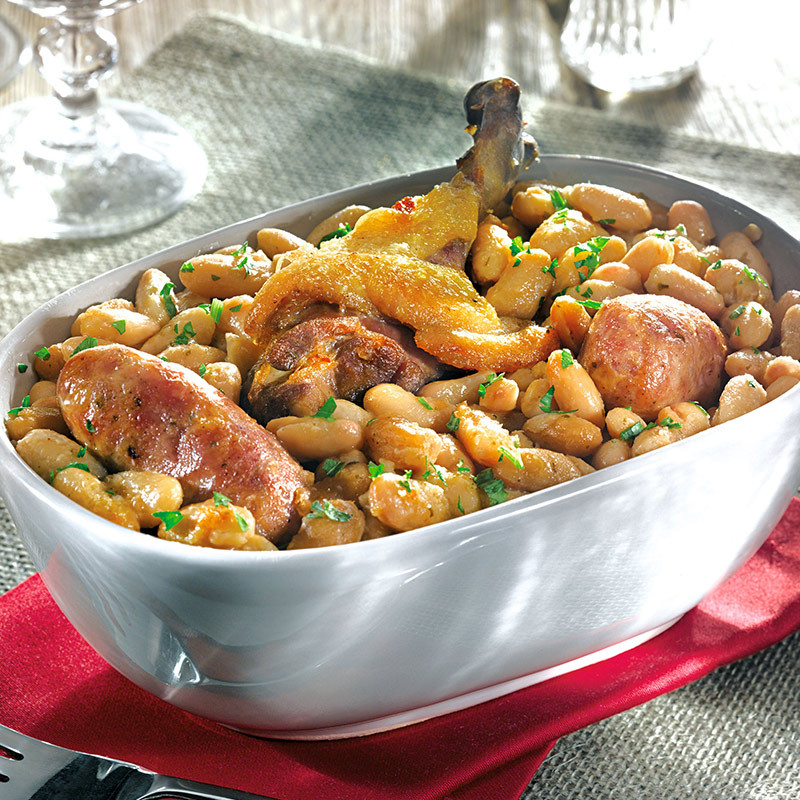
[307,499,353,522]
[710,260,723,270]
[689,401,709,417]
[198,363,207,377]
[417,397,433,410]
[72,337,98,355]
[543,257,557,278]
[478,372,504,397]
[498,446,523,469]
[233,511,249,531]
[597,218,616,225]
[154,510,183,530]
[312,396,337,419]
[7,394,31,417]
[16,363,28,373]
[213,491,230,507]
[180,262,195,273]
[573,236,609,282]
[550,188,570,211]
[85,419,96,433]
[421,458,448,485]
[509,235,530,267]
[446,412,460,433]
[560,349,574,369]
[660,417,682,429]
[675,223,687,236]
[619,421,645,441]
[34,347,50,361]
[318,223,352,246]
[111,319,127,335]
[742,264,769,286]
[729,304,746,319]
[457,497,465,514]
[473,468,508,506]
[575,297,603,310]
[456,460,471,474]
[398,470,414,493]
[211,274,221,281]
[539,385,555,413]
[172,321,196,346]
[322,458,345,477]
[57,462,90,474]
[160,282,177,317]
[200,297,224,324]
[735,325,741,336]
[368,461,385,479]
[76,445,87,458]
[229,303,243,313]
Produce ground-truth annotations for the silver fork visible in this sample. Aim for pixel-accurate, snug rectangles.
[0,723,281,800]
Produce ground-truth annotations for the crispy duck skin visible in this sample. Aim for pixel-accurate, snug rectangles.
[56,345,306,544]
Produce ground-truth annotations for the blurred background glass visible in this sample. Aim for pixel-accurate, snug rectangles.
[559,0,711,93]
[0,14,29,90]
[0,0,206,241]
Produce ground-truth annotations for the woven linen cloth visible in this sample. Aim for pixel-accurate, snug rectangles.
[1,14,799,799]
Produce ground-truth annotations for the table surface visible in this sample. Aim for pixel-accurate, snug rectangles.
[1,2,798,800]
[1,0,799,156]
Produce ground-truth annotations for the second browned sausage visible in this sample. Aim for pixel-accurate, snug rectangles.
[578,294,727,420]
[56,344,306,544]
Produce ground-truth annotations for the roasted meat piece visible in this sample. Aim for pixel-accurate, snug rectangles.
[243,315,444,421]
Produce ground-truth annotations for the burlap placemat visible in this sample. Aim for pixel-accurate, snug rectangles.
[1,14,798,799]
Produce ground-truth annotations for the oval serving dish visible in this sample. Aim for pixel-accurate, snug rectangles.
[1,155,799,739]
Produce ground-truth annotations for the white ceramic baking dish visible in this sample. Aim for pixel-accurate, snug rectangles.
[1,156,799,739]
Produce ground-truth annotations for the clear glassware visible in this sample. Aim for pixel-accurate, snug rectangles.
[0,14,30,90]
[560,0,711,93]
[0,0,206,241]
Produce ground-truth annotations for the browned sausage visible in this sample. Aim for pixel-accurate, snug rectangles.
[578,295,726,420]
[56,344,306,544]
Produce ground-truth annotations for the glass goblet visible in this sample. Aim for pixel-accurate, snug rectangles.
[0,0,207,241]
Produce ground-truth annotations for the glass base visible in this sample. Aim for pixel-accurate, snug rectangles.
[0,97,207,240]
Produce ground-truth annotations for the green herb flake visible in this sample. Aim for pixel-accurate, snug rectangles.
[234,511,250,531]
[398,470,414,493]
[318,223,352,246]
[457,497,465,514]
[307,499,352,522]
[85,419,96,433]
[729,305,746,319]
[735,325,741,336]
[539,385,555,413]
[16,363,28,373]
[312,396,337,419]
[229,303,243,313]
[550,189,570,211]
[172,321,196,346]
[659,417,682,429]
[76,445,87,458]
[8,394,32,417]
[576,297,603,310]
[421,457,448,485]
[198,364,207,377]
[180,262,195,273]
[322,458,345,477]
[478,372,504,397]
[72,337,98,355]
[368,461,385,479]
[111,319,127,335]
[498,446,523,469]
[543,257,557,278]
[560,349,574,369]
[34,347,50,361]
[159,282,178,318]
[689,401,710,417]
[597,218,616,225]
[154,510,183,530]
[619,421,645,441]
[675,223,687,236]
[710,260,723,270]
[208,298,224,324]
[446,412,460,433]
[456,460,471,474]
[57,462,90,474]
[213,491,231,507]
[417,397,433,410]
[211,274,221,281]
[473,468,508,506]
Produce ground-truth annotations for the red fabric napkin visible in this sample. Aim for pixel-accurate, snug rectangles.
[3,497,800,800]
